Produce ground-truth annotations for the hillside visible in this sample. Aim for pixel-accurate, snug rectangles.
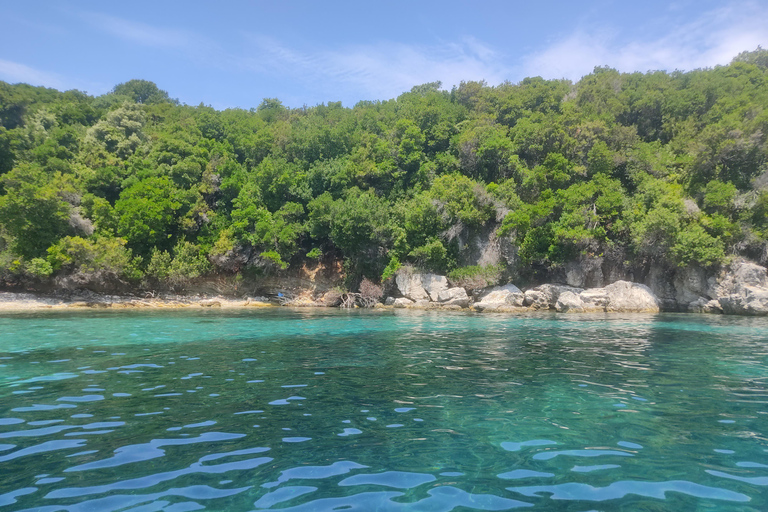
[1,48,767,295]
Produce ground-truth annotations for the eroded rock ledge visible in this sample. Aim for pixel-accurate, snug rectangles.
[3,260,767,316]
[384,260,768,316]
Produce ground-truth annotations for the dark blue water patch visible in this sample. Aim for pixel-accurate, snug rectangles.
[0,309,767,511]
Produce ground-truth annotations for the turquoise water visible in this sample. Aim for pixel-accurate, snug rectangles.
[1,309,767,511]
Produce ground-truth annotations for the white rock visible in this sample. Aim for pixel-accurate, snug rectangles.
[719,286,768,316]
[395,272,429,301]
[524,284,583,310]
[579,288,609,308]
[477,284,525,307]
[602,281,660,312]
[437,287,470,308]
[555,291,586,312]
[421,274,449,301]
[393,297,414,308]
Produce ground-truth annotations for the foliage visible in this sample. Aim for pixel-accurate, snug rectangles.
[47,236,139,278]
[448,264,505,289]
[1,49,768,286]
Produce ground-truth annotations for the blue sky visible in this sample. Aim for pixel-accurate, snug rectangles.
[1,0,767,109]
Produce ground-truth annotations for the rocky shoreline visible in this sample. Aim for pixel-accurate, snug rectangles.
[2,259,768,316]
[385,259,768,316]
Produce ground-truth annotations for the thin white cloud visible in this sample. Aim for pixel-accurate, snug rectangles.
[241,35,508,102]
[80,12,195,49]
[0,59,67,89]
[522,0,768,81]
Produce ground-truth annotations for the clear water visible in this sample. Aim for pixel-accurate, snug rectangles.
[1,309,767,511]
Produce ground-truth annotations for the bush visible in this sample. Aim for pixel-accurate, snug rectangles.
[27,258,53,278]
[381,256,401,281]
[47,236,140,279]
[260,250,288,270]
[670,224,726,267]
[448,264,504,290]
[359,277,383,307]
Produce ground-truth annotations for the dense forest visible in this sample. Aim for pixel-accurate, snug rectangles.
[1,48,767,292]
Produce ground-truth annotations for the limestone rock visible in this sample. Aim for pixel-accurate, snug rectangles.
[673,266,709,306]
[524,284,583,310]
[421,274,449,301]
[708,260,768,316]
[719,286,768,316]
[555,291,586,312]
[384,296,396,306]
[473,284,525,311]
[579,288,609,308]
[687,297,722,314]
[395,272,429,301]
[393,297,414,308]
[437,287,470,308]
[602,281,660,312]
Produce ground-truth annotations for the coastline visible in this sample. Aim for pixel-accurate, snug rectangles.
[0,291,278,312]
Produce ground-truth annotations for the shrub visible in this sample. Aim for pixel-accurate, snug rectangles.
[448,264,504,290]
[26,258,53,278]
[381,256,401,282]
[359,277,383,307]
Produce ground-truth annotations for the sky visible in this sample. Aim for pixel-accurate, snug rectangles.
[1,0,767,109]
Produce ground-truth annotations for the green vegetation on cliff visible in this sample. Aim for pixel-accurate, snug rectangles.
[1,49,767,289]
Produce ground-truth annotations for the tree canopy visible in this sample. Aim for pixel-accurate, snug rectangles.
[1,51,767,287]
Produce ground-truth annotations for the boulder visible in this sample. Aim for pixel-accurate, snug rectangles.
[719,286,768,316]
[395,272,429,301]
[687,297,722,314]
[704,260,768,316]
[524,284,583,310]
[480,284,525,306]
[393,297,414,308]
[384,296,396,306]
[602,281,660,312]
[421,274,449,301]
[473,284,525,311]
[437,287,470,308]
[579,288,609,308]
[555,291,586,312]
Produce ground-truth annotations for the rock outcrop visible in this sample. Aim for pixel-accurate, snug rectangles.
[422,274,449,301]
[395,271,448,302]
[714,260,768,315]
[437,287,470,308]
[524,284,584,310]
[385,259,768,315]
[553,281,660,313]
[600,281,660,312]
[395,272,429,301]
[472,284,525,311]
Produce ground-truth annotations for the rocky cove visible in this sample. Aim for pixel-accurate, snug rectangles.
[3,258,768,316]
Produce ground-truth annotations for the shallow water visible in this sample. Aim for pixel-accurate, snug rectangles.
[0,309,767,511]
